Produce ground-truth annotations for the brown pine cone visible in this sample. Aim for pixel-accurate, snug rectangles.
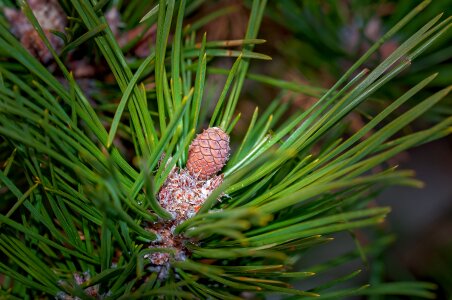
[186,127,230,179]
[4,0,66,64]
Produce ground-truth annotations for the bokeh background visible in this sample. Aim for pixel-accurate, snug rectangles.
[195,1,452,298]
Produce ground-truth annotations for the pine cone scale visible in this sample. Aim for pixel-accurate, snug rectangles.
[186,127,230,180]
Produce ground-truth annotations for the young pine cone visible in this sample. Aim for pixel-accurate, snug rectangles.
[186,127,230,180]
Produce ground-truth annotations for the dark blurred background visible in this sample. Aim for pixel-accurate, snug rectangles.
[198,0,452,298]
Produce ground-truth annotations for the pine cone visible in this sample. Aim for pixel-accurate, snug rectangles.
[4,0,66,64]
[186,127,230,179]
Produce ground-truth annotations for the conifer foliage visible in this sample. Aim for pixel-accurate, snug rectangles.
[0,0,450,298]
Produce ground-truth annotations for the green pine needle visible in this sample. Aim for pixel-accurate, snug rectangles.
[0,0,450,298]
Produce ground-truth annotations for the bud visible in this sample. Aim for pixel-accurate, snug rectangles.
[186,127,230,179]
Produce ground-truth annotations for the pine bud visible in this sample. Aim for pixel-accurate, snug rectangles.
[186,127,230,180]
